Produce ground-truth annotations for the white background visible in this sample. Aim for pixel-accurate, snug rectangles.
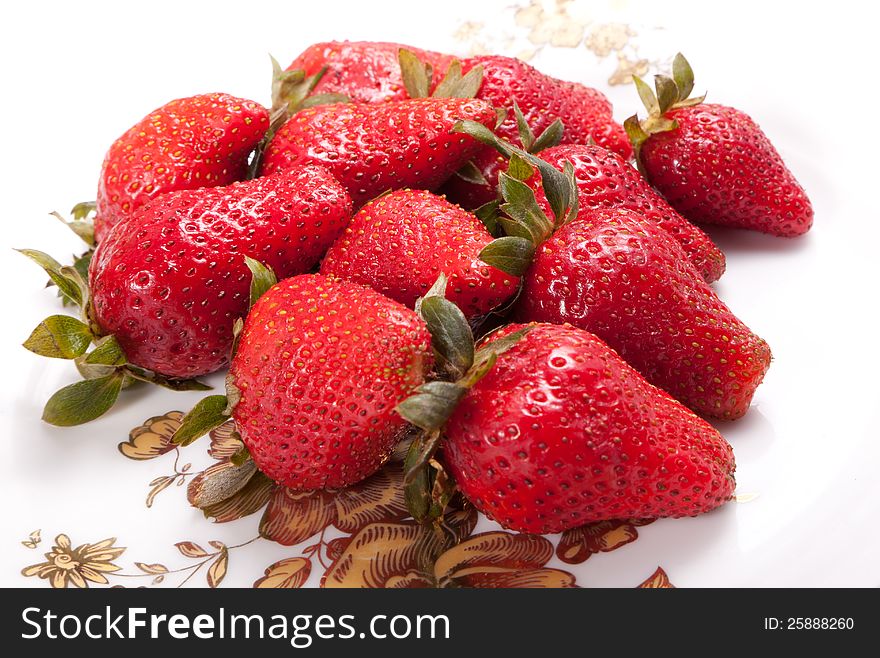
[0,0,878,586]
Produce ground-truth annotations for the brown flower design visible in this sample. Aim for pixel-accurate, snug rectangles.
[258,463,410,546]
[556,519,655,564]
[637,567,675,588]
[118,412,182,460]
[22,534,124,588]
[322,525,574,588]
[96,407,677,589]
[208,420,244,460]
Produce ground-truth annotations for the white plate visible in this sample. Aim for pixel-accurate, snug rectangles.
[1,0,877,587]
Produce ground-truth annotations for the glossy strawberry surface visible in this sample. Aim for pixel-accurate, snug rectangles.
[230,274,433,490]
[260,98,496,207]
[530,143,725,282]
[320,189,518,317]
[287,41,454,104]
[95,93,269,240]
[444,323,736,533]
[442,55,632,208]
[640,103,813,236]
[90,166,352,378]
[516,208,771,419]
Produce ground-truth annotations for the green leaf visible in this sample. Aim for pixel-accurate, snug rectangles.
[42,373,124,426]
[624,114,650,158]
[455,123,573,229]
[452,120,513,157]
[473,327,532,372]
[230,317,245,360]
[633,75,659,115]
[396,382,467,431]
[244,257,277,309]
[675,93,707,109]
[270,57,304,113]
[512,101,535,151]
[654,75,679,114]
[83,335,127,365]
[453,161,490,186]
[415,273,448,318]
[561,161,580,226]
[70,201,97,221]
[507,152,535,181]
[172,395,230,446]
[528,155,575,226]
[457,351,495,389]
[71,250,93,282]
[51,211,95,248]
[58,249,95,306]
[418,296,474,379]
[270,57,328,121]
[433,60,483,99]
[75,358,120,381]
[403,428,443,487]
[442,62,483,99]
[473,200,500,236]
[300,92,351,109]
[455,327,533,390]
[498,172,554,245]
[431,59,462,98]
[672,52,695,100]
[18,249,84,307]
[23,315,92,359]
[478,236,535,277]
[398,48,432,99]
[403,432,435,522]
[530,119,564,153]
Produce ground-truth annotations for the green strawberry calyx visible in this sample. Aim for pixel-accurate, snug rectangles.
[247,57,354,178]
[17,252,278,427]
[398,48,485,100]
[451,120,579,277]
[395,274,532,522]
[46,203,96,308]
[624,52,707,165]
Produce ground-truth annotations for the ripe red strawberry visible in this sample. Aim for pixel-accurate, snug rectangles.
[516,207,770,419]
[443,323,736,534]
[95,93,270,241]
[287,41,455,104]
[259,98,496,207]
[527,143,725,282]
[90,165,352,378]
[320,189,519,318]
[440,55,632,209]
[627,54,813,237]
[229,274,433,490]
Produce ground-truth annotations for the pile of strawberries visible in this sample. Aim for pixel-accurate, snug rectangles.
[22,41,812,536]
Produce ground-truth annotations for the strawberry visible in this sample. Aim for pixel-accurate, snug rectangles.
[527,143,725,282]
[259,97,496,207]
[438,55,632,209]
[88,165,352,379]
[95,93,269,241]
[515,207,771,419]
[442,322,736,534]
[287,41,455,104]
[320,189,520,318]
[223,274,432,490]
[626,54,813,237]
